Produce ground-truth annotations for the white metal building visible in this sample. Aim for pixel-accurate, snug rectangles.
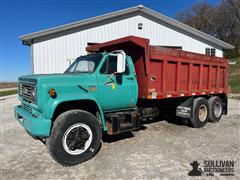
[20,5,234,74]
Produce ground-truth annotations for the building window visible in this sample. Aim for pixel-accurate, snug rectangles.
[205,48,215,56]
[210,48,215,56]
[205,48,210,55]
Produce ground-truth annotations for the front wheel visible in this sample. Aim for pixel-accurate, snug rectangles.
[46,110,102,166]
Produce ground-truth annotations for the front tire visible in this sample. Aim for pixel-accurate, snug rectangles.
[46,110,102,166]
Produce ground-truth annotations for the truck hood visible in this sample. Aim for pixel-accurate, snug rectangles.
[19,73,97,93]
[19,73,90,81]
[18,73,97,112]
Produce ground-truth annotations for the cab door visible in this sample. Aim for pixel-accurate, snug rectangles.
[97,55,138,111]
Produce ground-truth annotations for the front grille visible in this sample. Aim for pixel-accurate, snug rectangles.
[18,79,37,103]
[22,102,32,114]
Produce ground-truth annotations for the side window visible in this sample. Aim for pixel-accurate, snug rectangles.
[100,55,130,75]
[124,61,130,75]
[100,55,117,74]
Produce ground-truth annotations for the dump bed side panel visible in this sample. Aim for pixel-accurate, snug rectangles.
[86,36,229,100]
[144,46,228,99]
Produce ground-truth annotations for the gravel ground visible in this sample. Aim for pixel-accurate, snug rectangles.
[0,95,239,179]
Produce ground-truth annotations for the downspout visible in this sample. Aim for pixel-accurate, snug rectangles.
[30,40,34,74]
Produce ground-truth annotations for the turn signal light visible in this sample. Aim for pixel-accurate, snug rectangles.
[49,89,57,98]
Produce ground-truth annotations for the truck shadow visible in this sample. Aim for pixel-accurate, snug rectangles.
[102,131,134,143]
[143,111,186,126]
[159,111,191,127]
[102,126,148,143]
[102,114,187,144]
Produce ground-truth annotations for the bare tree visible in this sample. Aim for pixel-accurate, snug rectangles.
[176,0,240,58]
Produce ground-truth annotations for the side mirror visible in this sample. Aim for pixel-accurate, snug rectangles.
[116,52,126,73]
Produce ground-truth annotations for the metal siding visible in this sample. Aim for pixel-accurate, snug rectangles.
[33,15,223,74]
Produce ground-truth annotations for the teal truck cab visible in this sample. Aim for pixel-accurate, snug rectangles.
[14,36,228,166]
[15,51,143,166]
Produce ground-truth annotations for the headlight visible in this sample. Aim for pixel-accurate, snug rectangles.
[32,86,37,100]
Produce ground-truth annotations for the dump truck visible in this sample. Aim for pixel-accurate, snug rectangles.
[14,36,228,166]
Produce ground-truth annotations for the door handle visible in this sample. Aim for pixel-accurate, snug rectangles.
[127,77,134,80]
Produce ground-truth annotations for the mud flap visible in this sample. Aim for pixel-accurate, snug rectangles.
[176,97,193,118]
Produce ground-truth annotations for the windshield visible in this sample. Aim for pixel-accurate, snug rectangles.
[65,53,103,73]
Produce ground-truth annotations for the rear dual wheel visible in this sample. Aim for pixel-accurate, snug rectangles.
[190,97,209,128]
[208,96,223,123]
[186,96,223,128]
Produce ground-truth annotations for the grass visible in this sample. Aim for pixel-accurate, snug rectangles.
[0,82,17,89]
[229,75,240,93]
[233,96,240,100]
[229,57,240,93]
[0,90,17,97]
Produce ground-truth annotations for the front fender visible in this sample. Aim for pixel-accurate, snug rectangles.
[42,93,107,131]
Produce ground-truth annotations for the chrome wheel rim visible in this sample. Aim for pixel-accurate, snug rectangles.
[62,123,92,155]
[214,102,222,118]
[198,104,207,122]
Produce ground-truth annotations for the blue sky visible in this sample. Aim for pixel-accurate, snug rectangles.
[1,0,220,82]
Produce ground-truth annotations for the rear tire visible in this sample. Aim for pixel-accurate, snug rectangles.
[46,110,102,166]
[190,97,209,128]
[208,96,223,123]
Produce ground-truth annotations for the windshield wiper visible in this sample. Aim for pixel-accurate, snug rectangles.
[74,70,92,73]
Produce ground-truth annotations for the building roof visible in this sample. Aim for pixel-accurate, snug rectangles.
[20,4,234,49]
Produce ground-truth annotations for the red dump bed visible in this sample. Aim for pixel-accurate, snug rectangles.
[87,36,229,99]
